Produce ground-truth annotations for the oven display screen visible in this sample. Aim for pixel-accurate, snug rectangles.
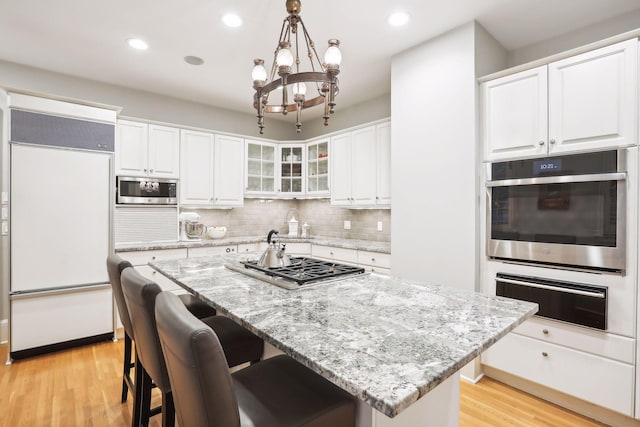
[533,159,562,175]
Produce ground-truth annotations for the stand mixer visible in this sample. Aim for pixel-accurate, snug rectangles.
[179,212,205,242]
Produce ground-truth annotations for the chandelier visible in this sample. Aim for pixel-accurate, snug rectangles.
[251,0,342,134]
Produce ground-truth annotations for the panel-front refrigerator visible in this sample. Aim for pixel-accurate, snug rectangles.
[8,93,116,360]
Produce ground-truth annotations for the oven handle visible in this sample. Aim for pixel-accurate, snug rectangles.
[486,172,626,187]
[498,277,606,299]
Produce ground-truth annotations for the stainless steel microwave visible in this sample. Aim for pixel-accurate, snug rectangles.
[486,149,629,273]
[116,176,178,205]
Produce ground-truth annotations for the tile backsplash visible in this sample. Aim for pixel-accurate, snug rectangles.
[186,199,390,242]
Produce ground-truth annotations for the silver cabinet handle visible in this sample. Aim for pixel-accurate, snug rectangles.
[371,258,375,262]
[497,277,606,299]
[542,329,549,335]
[151,256,156,260]
[542,352,548,357]
[150,168,154,173]
[143,168,148,172]
[538,140,545,146]
[549,139,556,145]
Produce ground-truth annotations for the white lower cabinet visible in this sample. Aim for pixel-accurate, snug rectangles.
[135,265,181,292]
[357,250,391,274]
[283,242,311,256]
[482,331,635,416]
[238,242,267,254]
[311,245,390,274]
[188,245,237,257]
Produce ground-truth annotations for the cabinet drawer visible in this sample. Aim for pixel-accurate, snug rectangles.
[513,317,635,364]
[284,242,311,255]
[357,250,391,269]
[188,245,237,258]
[136,265,181,292]
[482,333,634,416]
[311,245,358,264]
[238,242,267,254]
[361,266,390,275]
[119,248,187,266]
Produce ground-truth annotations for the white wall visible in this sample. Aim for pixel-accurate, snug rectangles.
[507,10,640,67]
[390,21,505,292]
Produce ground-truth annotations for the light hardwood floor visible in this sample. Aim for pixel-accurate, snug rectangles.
[0,340,608,426]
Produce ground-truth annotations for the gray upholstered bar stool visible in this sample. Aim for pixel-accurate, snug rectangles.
[121,267,264,427]
[155,291,356,427]
[106,254,217,403]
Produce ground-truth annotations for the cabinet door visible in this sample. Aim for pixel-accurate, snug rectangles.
[213,134,244,207]
[482,66,548,161]
[279,144,305,196]
[116,120,148,176]
[548,39,637,154]
[376,122,391,206]
[245,140,276,195]
[350,126,377,206]
[148,124,180,178]
[307,139,329,195]
[180,129,214,205]
[330,133,352,206]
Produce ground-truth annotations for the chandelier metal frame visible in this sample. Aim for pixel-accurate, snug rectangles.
[252,0,341,134]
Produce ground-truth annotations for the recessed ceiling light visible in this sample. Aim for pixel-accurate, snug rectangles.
[222,13,242,28]
[127,38,149,50]
[387,11,410,27]
[184,55,205,66]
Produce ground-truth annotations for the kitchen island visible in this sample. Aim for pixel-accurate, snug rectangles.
[150,255,537,426]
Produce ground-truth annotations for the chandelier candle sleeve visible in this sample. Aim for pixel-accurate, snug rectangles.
[251,0,341,134]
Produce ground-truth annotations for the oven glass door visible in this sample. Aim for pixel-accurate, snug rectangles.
[491,180,617,247]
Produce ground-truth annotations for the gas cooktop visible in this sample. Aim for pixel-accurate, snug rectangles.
[225,256,366,290]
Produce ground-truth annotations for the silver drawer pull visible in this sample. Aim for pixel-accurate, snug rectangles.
[542,329,549,335]
[498,277,605,299]
[542,352,548,357]
[151,256,156,260]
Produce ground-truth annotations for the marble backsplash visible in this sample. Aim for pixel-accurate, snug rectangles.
[185,198,391,242]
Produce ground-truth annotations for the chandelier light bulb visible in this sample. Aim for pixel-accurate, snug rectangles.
[292,82,307,96]
[324,40,342,66]
[276,43,294,67]
[251,59,267,83]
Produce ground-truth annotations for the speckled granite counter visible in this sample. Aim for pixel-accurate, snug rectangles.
[149,255,537,419]
[116,236,391,254]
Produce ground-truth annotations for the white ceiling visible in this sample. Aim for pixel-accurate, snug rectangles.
[1,0,639,120]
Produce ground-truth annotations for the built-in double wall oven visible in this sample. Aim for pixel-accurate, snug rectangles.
[485,148,637,334]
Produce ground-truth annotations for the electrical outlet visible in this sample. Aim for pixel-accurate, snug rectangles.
[343,220,351,230]
[377,221,383,232]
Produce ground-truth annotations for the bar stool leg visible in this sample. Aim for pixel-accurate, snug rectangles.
[161,390,175,427]
[121,333,133,403]
[131,353,144,427]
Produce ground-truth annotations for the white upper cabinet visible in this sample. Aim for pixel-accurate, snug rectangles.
[116,120,180,178]
[350,126,377,206]
[245,140,277,196]
[278,144,305,197]
[330,132,352,206]
[483,39,637,161]
[482,66,548,160]
[330,121,390,208]
[180,130,244,207]
[180,130,244,208]
[306,139,330,196]
[375,122,392,206]
[213,134,244,207]
[548,40,637,154]
[180,129,214,205]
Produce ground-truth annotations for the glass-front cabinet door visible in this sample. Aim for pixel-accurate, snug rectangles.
[307,139,329,195]
[245,140,276,196]
[278,144,305,196]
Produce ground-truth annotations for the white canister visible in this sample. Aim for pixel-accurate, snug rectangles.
[288,217,299,237]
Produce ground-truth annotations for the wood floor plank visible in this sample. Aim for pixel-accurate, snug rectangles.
[0,341,611,426]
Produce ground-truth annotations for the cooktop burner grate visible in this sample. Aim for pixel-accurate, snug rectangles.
[242,257,365,286]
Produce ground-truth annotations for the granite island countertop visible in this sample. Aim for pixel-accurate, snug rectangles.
[116,235,391,254]
[150,255,537,418]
